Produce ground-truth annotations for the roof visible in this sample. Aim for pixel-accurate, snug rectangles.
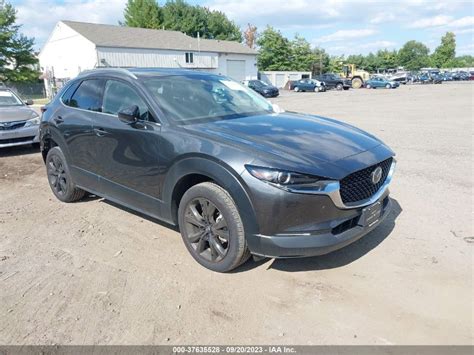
[62,21,257,55]
[77,68,217,80]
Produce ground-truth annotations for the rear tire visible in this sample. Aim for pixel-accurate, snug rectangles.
[178,182,250,272]
[46,147,86,202]
[294,86,300,92]
[366,84,371,89]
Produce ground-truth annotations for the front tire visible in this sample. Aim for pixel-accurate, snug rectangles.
[366,84,371,89]
[293,86,300,92]
[352,77,363,89]
[178,182,250,272]
[46,147,86,202]
[385,83,391,89]
[336,83,343,91]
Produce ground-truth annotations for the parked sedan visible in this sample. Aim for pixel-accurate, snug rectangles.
[0,88,40,148]
[365,77,399,89]
[243,80,279,98]
[40,68,396,272]
[289,79,321,92]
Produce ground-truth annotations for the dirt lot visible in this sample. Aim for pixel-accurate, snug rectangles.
[0,83,472,345]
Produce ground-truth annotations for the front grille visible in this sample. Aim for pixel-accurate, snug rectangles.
[340,158,393,204]
[0,121,26,131]
[0,136,35,145]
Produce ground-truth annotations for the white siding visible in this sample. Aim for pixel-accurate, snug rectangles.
[260,71,312,88]
[38,22,97,80]
[96,47,218,69]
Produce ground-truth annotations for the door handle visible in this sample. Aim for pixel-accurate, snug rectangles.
[54,116,64,124]
[94,127,108,136]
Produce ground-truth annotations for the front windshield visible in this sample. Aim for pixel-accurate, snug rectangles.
[143,75,274,124]
[0,90,23,107]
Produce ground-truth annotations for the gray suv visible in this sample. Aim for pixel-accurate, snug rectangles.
[40,68,396,272]
[0,87,40,148]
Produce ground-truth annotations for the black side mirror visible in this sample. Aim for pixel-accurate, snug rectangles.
[25,99,34,105]
[118,105,139,124]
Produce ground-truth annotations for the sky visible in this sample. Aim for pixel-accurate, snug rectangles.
[10,0,474,56]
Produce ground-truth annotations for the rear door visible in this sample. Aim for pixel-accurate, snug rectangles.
[56,78,105,191]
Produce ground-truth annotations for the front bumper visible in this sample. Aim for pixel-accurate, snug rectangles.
[249,195,391,258]
[0,125,39,148]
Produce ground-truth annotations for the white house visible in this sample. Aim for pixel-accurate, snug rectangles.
[39,21,258,96]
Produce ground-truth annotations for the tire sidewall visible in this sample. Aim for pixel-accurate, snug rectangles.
[386,83,391,89]
[336,83,343,90]
[178,183,245,272]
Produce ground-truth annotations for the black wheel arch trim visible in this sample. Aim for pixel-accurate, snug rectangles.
[161,155,260,238]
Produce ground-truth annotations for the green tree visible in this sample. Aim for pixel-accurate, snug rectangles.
[328,55,345,73]
[122,0,161,29]
[376,49,398,70]
[0,1,38,82]
[398,40,431,70]
[432,32,456,68]
[289,35,316,71]
[123,0,242,41]
[205,9,242,42]
[311,47,330,75]
[256,26,292,71]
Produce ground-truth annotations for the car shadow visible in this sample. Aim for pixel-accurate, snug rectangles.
[101,199,179,232]
[0,144,40,157]
[234,198,402,273]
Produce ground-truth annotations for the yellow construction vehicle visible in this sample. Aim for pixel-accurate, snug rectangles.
[339,64,370,89]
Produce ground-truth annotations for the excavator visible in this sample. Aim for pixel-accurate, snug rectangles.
[339,64,370,89]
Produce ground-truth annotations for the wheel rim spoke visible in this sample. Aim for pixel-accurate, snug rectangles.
[214,229,229,242]
[209,237,225,258]
[184,197,230,263]
[188,230,205,243]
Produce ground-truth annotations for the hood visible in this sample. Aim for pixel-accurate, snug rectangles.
[0,106,37,122]
[185,112,384,167]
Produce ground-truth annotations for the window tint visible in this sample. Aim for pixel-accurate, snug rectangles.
[103,80,150,121]
[61,82,80,106]
[68,79,103,112]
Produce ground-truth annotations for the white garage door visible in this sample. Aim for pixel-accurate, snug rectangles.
[226,60,246,82]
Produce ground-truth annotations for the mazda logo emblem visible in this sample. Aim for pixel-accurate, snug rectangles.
[371,166,383,185]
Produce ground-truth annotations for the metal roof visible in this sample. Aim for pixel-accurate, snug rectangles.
[62,21,257,55]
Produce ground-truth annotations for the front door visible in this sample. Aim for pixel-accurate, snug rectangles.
[93,79,163,216]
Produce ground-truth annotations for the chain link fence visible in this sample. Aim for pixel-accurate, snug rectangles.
[6,82,46,100]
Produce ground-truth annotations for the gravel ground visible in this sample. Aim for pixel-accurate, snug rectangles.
[0,82,472,345]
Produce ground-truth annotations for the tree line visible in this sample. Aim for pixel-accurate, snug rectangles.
[257,27,474,74]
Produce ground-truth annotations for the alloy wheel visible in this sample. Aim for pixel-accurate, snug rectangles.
[48,155,68,196]
[183,198,230,262]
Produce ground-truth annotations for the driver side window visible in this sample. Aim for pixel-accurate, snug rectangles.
[103,80,151,121]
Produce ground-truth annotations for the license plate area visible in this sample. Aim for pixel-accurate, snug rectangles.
[359,201,382,227]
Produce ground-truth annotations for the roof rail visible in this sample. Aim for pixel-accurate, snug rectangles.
[77,67,138,79]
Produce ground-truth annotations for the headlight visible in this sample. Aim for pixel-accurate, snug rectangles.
[246,165,320,185]
[24,116,40,127]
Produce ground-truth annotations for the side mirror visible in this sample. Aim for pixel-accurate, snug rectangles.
[25,99,34,105]
[118,105,139,124]
[272,104,284,113]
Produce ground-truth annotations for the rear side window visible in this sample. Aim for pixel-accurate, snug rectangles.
[67,79,104,112]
